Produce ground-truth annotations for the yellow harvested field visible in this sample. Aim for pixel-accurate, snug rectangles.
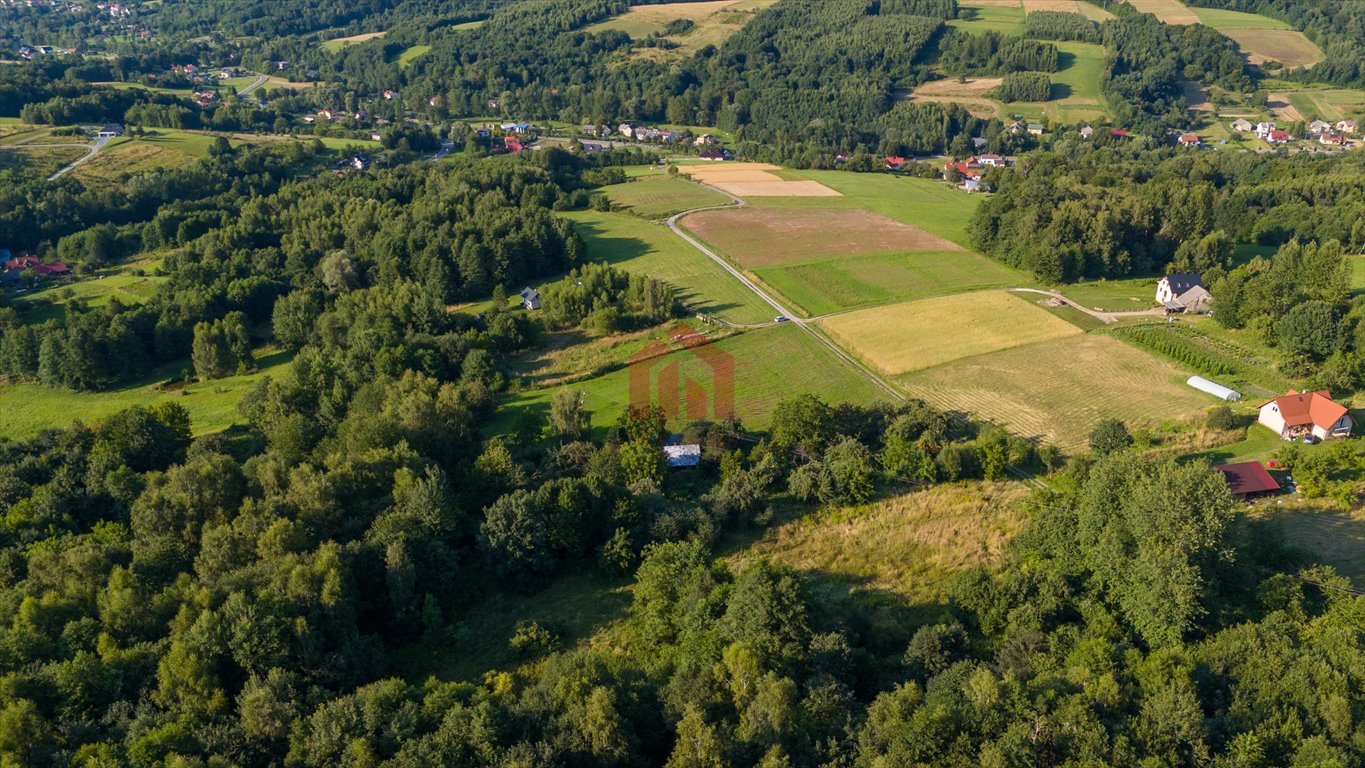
[712,180,843,197]
[1223,28,1324,68]
[898,334,1214,450]
[612,0,742,22]
[818,291,1081,375]
[1267,93,1306,122]
[332,31,385,43]
[1023,0,1081,11]
[1125,0,1198,24]
[960,0,1021,6]
[913,77,1003,97]
[681,162,841,197]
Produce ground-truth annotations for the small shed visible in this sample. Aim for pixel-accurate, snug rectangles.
[664,444,701,468]
[1215,461,1281,498]
[1187,375,1241,401]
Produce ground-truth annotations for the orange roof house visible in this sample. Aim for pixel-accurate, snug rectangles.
[1257,390,1353,441]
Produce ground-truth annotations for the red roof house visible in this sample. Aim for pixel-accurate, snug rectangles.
[1177,133,1200,146]
[1257,390,1353,440]
[1267,130,1291,144]
[1215,462,1281,498]
[885,156,906,170]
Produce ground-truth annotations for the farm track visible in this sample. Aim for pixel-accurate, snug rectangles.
[47,134,112,180]
[666,183,906,402]
[1008,287,1164,323]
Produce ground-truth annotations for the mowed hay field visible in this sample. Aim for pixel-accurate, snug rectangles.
[1022,0,1114,19]
[948,5,1026,36]
[898,334,1214,449]
[562,210,774,325]
[602,175,731,219]
[753,250,1024,316]
[1125,0,1198,24]
[1282,88,1365,121]
[681,162,841,197]
[1222,28,1323,68]
[320,30,386,51]
[819,291,1081,375]
[681,208,962,268]
[496,324,887,433]
[732,481,1030,605]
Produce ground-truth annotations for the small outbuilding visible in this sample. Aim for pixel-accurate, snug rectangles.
[663,444,701,468]
[520,287,541,310]
[1187,376,1241,401]
[1215,461,1281,499]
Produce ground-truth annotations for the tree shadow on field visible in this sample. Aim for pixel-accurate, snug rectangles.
[1246,502,1365,588]
[1050,82,1073,100]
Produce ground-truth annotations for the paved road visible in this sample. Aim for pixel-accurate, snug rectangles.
[666,181,906,402]
[47,134,112,181]
[237,74,269,97]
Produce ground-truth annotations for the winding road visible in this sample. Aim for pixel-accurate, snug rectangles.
[45,134,113,180]
[237,73,270,97]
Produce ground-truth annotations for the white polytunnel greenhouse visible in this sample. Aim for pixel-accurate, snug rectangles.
[1186,375,1241,401]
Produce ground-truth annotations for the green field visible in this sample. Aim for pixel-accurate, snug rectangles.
[0,143,87,182]
[497,323,887,435]
[1280,87,1365,122]
[758,173,985,247]
[73,130,222,181]
[562,210,774,325]
[0,349,291,441]
[898,333,1215,449]
[1059,277,1155,311]
[947,6,1026,36]
[16,273,166,324]
[320,31,387,52]
[753,250,1025,317]
[603,175,731,219]
[395,45,431,68]
[1190,7,1288,29]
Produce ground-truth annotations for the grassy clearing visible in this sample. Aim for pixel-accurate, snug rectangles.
[507,326,673,387]
[1350,255,1365,294]
[947,5,1026,35]
[496,324,887,435]
[820,291,1081,375]
[603,175,731,219]
[395,45,431,68]
[0,144,87,181]
[757,173,984,248]
[730,481,1029,605]
[16,273,166,325]
[390,569,631,683]
[754,250,1025,317]
[897,333,1215,450]
[1059,277,1155,311]
[0,349,291,442]
[562,210,773,325]
[320,30,387,52]
[588,0,778,62]
[1249,503,1365,588]
[998,41,1109,123]
[72,130,218,182]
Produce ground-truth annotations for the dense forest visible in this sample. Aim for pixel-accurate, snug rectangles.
[970,144,1365,281]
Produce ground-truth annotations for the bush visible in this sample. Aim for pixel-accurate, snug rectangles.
[509,620,560,658]
[1088,418,1132,455]
[1206,405,1239,431]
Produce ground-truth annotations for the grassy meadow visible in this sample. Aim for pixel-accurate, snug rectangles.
[753,250,1025,317]
[562,210,775,325]
[758,172,985,247]
[496,323,887,436]
[0,349,291,441]
[602,175,732,219]
[820,291,1081,375]
[947,5,1026,36]
[898,333,1215,449]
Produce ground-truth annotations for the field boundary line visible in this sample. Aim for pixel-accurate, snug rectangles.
[665,179,905,402]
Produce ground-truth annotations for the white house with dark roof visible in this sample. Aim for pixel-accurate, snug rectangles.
[520,287,541,310]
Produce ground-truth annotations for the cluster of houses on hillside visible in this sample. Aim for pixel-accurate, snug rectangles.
[579,123,693,144]
[1,254,69,284]
[939,154,1011,191]
[1225,118,1360,147]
